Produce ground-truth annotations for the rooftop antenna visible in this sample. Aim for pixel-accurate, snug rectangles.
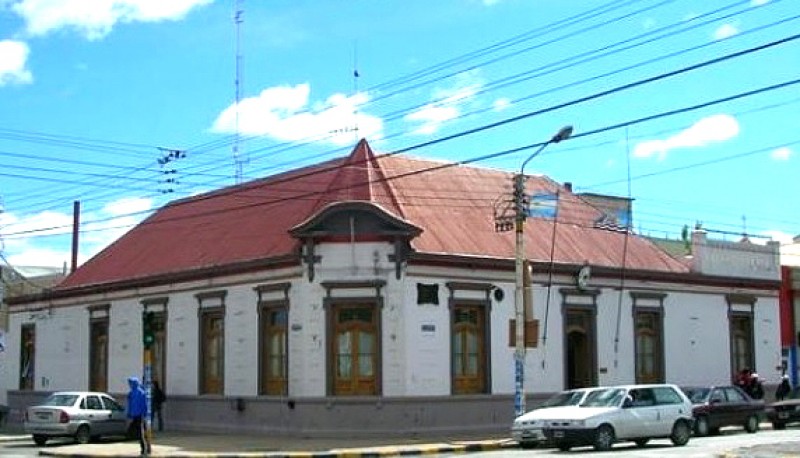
[233,0,245,184]
[329,41,360,143]
[352,40,360,142]
[741,215,750,242]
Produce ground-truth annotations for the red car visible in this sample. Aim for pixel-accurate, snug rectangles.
[680,385,764,436]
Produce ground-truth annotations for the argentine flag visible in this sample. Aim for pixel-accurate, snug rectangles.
[527,193,558,219]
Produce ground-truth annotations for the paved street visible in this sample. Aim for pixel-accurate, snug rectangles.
[2,424,800,457]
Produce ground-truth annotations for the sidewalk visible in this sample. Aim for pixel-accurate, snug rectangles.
[3,428,800,457]
[0,430,517,457]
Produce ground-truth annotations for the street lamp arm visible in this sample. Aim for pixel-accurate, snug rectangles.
[519,125,573,176]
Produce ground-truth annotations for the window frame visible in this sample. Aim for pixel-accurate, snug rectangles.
[87,304,110,393]
[141,297,168,391]
[631,292,666,384]
[446,282,493,396]
[197,291,227,396]
[727,294,756,380]
[255,283,291,396]
[19,323,35,390]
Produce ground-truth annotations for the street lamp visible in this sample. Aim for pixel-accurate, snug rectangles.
[513,125,573,418]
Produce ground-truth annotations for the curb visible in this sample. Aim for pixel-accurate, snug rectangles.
[36,439,518,458]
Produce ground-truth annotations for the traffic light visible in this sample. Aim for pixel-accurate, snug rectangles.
[142,311,155,349]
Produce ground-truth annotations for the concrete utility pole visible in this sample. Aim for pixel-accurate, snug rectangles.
[512,125,573,418]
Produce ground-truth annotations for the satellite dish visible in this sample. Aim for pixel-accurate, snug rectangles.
[577,265,591,290]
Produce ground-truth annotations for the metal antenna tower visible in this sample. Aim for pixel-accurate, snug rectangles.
[352,41,360,142]
[233,0,244,184]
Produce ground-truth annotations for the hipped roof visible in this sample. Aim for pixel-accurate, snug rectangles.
[58,139,686,291]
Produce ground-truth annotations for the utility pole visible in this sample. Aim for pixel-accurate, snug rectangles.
[142,311,155,455]
[510,126,573,418]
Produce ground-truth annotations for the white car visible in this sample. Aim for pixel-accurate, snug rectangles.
[24,391,132,446]
[511,387,602,447]
[543,384,694,452]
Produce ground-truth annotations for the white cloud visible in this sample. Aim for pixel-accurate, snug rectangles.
[211,83,384,147]
[751,0,770,5]
[405,106,459,135]
[493,98,511,111]
[102,197,153,216]
[0,40,33,86]
[633,114,740,160]
[714,23,739,40]
[12,0,212,40]
[0,196,154,268]
[770,147,792,161]
[404,71,484,135]
[759,230,794,245]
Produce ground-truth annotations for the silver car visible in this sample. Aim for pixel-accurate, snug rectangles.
[512,387,603,447]
[24,391,131,445]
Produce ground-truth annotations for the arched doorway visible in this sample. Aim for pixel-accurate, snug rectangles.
[565,307,596,389]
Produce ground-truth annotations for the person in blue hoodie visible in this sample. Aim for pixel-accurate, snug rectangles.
[127,376,150,456]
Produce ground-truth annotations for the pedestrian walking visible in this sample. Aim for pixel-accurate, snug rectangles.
[152,380,166,432]
[776,375,792,401]
[748,373,765,400]
[127,376,152,457]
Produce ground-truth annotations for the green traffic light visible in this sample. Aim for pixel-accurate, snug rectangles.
[142,311,156,348]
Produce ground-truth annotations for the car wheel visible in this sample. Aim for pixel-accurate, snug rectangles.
[634,438,649,448]
[75,425,91,445]
[744,414,759,433]
[32,434,48,446]
[694,416,710,436]
[773,421,787,430]
[556,441,571,452]
[593,424,615,451]
[670,420,691,446]
[518,440,536,449]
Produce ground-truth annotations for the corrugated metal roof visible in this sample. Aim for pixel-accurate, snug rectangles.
[58,139,687,290]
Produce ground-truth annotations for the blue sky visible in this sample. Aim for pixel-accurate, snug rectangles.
[0,0,798,269]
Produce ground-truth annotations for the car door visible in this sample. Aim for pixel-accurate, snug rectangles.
[619,388,660,438]
[101,395,128,437]
[651,386,691,436]
[722,386,751,426]
[707,387,729,428]
[84,395,111,436]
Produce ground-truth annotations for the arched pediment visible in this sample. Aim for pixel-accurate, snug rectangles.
[289,201,422,282]
[290,201,422,240]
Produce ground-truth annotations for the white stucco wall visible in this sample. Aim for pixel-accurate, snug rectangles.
[2,240,782,404]
[663,292,730,386]
[754,295,783,383]
[164,292,199,396]
[109,298,147,394]
[6,307,90,393]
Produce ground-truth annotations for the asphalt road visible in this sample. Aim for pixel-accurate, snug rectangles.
[441,428,800,458]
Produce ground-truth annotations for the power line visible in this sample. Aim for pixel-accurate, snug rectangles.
[4,73,799,240]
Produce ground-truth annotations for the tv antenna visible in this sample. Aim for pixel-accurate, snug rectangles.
[233,0,245,184]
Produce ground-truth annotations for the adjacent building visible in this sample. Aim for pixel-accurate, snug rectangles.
[4,140,782,435]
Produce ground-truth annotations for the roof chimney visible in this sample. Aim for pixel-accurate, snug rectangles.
[564,182,573,192]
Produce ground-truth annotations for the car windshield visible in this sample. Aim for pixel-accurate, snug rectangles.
[539,390,587,408]
[40,394,79,407]
[583,388,626,407]
[682,387,710,403]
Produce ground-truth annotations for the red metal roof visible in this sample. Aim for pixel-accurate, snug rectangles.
[58,139,687,290]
